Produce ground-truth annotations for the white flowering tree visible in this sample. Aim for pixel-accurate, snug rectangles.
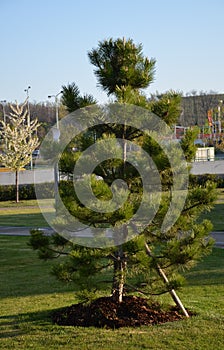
[0,100,40,202]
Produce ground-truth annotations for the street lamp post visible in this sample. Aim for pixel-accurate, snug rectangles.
[48,91,63,212]
[218,100,223,134]
[24,86,33,169]
[24,86,31,126]
[48,91,63,130]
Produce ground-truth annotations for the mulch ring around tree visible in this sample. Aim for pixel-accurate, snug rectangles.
[52,295,192,329]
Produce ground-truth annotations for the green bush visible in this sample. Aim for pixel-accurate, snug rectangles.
[0,183,54,201]
[189,174,224,188]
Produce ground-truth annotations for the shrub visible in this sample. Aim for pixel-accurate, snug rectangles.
[189,174,224,188]
[0,182,54,201]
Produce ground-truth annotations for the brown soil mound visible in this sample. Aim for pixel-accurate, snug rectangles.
[52,295,190,328]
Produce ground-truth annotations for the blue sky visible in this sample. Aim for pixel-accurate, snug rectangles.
[0,0,224,104]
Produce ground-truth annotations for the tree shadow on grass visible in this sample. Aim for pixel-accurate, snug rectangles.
[184,248,224,286]
[0,300,196,335]
[0,314,26,339]
[185,270,224,286]
[0,309,53,339]
[0,213,50,227]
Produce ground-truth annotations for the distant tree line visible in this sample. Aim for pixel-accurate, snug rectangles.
[0,101,64,141]
[1,91,224,140]
[179,90,224,127]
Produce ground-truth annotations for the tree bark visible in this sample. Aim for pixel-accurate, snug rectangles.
[145,242,189,317]
[111,248,127,303]
[15,170,19,203]
[111,122,128,303]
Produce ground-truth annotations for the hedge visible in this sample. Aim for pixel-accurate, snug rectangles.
[1,175,223,202]
[0,183,54,201]
[189,174,224,188]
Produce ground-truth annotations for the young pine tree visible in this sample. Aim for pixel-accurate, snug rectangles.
[30,100,216,312]
[30,39,216,315]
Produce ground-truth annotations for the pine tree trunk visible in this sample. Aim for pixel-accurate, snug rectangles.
[15,170,19,203]
[111,123,128,303]
[111,248,127,303]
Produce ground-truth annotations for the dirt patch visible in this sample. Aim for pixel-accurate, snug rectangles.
[52,295,191,329]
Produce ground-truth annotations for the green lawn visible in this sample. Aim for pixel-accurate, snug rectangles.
[200,188,224,231]
[0,236,224,350]
[0,199,55,227]
[0,189,223,231]
[202,203,224,231]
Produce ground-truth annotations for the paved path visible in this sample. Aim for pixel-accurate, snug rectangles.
[0,159,224,186]
[191,160,224,175]
[0,226,223,248]
[0,226,53,236]
[210,232,224,248]
[0,168,54,185]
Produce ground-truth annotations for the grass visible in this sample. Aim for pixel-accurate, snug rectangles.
[200,188,224,231]
[203,203,224,231]
[0,235,224,350]
[0,199,55,227]
[0,188,223,230]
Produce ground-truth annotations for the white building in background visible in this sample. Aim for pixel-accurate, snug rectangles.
[194,147,215,162]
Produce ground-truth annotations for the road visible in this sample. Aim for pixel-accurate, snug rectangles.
[0,168,54,185]
[0,226,223,248]
[191,160,224,175]
[0,159,224,186]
